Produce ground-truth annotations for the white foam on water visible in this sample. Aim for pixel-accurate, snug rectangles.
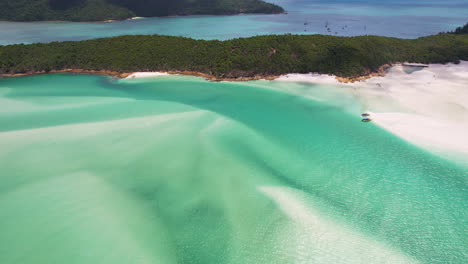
[258,186,419,264]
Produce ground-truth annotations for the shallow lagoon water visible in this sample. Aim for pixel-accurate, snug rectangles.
[1,0,468,45]
[0,74,466,263]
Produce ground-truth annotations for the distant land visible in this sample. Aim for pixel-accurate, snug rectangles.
[0,23,467,80]
[0,0,284,22]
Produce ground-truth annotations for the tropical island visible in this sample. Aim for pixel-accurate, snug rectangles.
[0,23,467,81]
[0,0,284,22]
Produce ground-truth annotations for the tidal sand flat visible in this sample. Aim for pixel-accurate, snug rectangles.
[0,74,466,263]
[354,62,468,167]
[277,61,468,166]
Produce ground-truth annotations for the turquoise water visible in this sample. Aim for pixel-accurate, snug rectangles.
[1,0,468,45]
[0,74,466,263]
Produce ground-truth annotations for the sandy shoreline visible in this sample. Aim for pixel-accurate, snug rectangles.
[0,69,134,79]
[278,61,468,165]
[0,64,391,83]
[0,69,282,82]
[366,62,468,165]
[122,63,468,165]
[1,63,466,164]
[101,16,145,23]
[124,72,169,78]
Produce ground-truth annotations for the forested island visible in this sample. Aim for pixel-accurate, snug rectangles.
[0,0,284,22]
[1,23,467,80]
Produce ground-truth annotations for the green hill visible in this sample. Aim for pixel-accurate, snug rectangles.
[0,0,284,22]
[1,29,467,78]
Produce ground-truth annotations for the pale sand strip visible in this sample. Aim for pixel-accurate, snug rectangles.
[124,72,170,79]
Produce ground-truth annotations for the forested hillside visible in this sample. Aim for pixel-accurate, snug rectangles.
[0,0,284,21]
[110,0,284,17]
[1,32,467,78]
[453,23,468,34]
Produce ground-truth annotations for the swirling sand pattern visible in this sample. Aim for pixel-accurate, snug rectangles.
[0,74,466,263]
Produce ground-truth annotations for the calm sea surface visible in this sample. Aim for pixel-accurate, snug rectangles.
[0,0,467,45]
[0,74,466,263]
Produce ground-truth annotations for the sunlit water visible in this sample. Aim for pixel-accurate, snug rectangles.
[0,74,466,264]
[1,0,468,45]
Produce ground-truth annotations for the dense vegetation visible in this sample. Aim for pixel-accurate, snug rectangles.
[453,23,468,34]
[0,0,284,21]
[0,32,467,78]
[110,0,284,17]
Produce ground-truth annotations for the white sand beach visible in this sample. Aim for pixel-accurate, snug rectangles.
[276,73,340,85]
[276,62,468,165]
[122,62,468,164]
[125,72,170,79]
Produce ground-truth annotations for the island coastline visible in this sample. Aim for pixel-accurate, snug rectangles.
[0,62,453,85]
[0,64,392,83]
[1,30,466,82]
[5,61,463,165]
[0,0,285,23]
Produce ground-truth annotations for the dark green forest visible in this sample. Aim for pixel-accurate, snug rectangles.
[1,32,467,78]
[0,0,284,21]
[453,23,468,34]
